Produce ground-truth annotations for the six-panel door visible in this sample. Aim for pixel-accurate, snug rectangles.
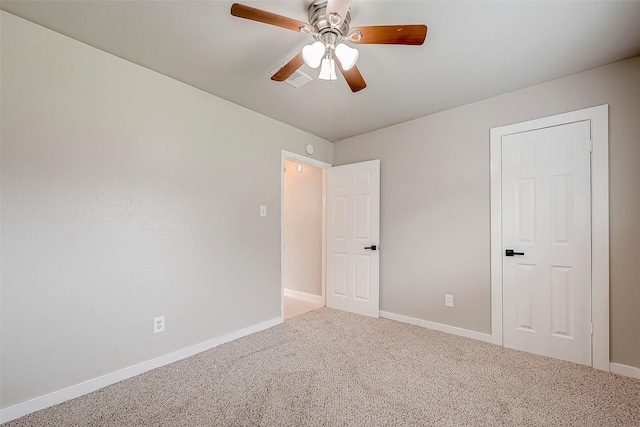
[326,160,380,318]
[501,121,592,365]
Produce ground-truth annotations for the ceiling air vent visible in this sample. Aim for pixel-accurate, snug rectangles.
[269,66,312,88]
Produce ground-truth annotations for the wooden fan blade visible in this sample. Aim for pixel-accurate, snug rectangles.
[348,25,428,45]
[326,0,351,27]
[231,3,312,33]
[271,53,305,82]
[336,61,366,93]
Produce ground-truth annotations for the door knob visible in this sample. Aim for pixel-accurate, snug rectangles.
[505,249,524,256]
[364,245,378,251]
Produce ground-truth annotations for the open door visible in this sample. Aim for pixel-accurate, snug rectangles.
[326,160,380,318]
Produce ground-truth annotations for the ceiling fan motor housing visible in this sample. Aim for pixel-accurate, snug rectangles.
[308,0,351,40]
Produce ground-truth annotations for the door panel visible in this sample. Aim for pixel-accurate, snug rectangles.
[515,263,535,331]
[551,175,572,243]
[502,121,591,366]
[516,178,535,242]
[550,266,573,337]
[333,253,348,296]
[354,254,371,300]
[326,160,380,318]
[333,197,348,238]
[354,195,371,239]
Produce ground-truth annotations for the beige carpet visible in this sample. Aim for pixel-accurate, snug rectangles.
[4,308,640,426]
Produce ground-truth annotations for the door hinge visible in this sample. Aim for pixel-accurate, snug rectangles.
[588,139,593,152]
[590,323,594,335]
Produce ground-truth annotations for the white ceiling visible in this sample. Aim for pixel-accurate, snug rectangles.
[3,1,640,142]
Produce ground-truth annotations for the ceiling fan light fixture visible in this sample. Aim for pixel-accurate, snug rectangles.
[318,58,337,81]
[302,41,325,69]
[230,2,428,92]
[335,43,359,70]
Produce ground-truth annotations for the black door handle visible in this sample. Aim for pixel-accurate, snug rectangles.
[364,245,378,251]
[505,249,524,257]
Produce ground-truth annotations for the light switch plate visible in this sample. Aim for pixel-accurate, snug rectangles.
[445,294,454,308]
[260,205,267,217]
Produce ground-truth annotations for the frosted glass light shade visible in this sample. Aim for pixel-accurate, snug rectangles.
[318,58,337,81]
[302,41,325,69]
[335,43,359,70]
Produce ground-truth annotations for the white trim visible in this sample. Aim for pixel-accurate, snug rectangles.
[281,150,332,169]
[0,317,281,424]
[489,105,609,371]
[589,107,610,372]
[380,311,493,343]
[610,363,640,380]
[284,288,324,305]
[280,150,331,321]
[489,127,504,346]
[321,167,327,306]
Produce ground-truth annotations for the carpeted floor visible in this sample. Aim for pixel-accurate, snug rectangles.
[4,308,640,426]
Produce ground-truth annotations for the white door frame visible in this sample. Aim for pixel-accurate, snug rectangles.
[281,150,332,320]
[490,105,609,371]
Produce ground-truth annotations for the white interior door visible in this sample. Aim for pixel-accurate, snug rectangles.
[326,160,380,318]
[501,121,592,365]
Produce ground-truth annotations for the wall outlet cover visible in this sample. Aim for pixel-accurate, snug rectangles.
[154,316,165,333]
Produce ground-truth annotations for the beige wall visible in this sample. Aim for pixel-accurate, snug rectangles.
[334,56,640,369]
[2,8,639,412]
[284,160,323,296]
[0,12,332,408]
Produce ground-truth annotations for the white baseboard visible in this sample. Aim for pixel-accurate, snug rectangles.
[0,317,282,424]
[610,362,640,379]
[284,288,323,305]
[380,311,493,343]
[380,312,640,378]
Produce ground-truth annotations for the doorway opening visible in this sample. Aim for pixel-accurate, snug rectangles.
[281,151,331,320]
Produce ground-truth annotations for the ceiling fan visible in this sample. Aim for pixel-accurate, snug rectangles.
[230,1,428,92]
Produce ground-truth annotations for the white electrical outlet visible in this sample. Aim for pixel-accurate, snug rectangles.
[259,205,267,217]
[154,316,165,334]
[445,294,454,308]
